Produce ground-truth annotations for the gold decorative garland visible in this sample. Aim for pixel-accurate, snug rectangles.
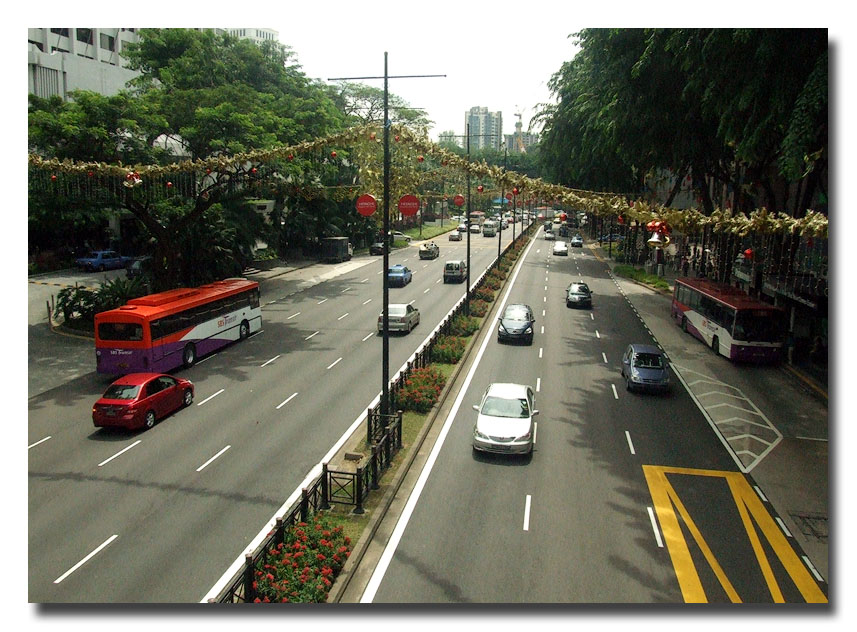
[27,123,828,238]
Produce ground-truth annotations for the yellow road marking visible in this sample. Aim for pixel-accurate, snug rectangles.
[643,465,827,603]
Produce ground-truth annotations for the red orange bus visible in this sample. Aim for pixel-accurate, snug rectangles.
[671,277,785,362]
[95,279,261,375]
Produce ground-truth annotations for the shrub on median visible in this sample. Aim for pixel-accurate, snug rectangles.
[397,365,446,413]
[431,334,467,364]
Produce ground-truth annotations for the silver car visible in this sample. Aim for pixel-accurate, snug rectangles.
[472,383,539,456]
[378,303,420,334]
[620,343,670,393]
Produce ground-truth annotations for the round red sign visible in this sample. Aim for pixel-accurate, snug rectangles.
[453,194,465,207]
[398,194,420,217]
[356,194,377,216]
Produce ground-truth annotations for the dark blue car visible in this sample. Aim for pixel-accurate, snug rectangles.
[387,264,412,287]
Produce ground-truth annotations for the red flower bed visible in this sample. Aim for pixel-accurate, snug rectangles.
[397,365,446,413]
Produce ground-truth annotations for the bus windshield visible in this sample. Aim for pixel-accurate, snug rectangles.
[733,310,787,343]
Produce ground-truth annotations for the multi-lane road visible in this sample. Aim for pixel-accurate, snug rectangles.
[27,226,524,602]
[27,221,828,604]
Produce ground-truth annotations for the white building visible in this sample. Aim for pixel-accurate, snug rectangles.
[465,106,502,151]
[226,28,279,47]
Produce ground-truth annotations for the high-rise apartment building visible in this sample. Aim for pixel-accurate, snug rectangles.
[465,106,502,151]
[226,28,279,46]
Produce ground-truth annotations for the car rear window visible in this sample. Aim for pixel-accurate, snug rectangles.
[388,306,406,316]
[102,384,141,400]
[633,353,664,368]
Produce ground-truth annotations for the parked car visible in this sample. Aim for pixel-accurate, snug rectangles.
[570,235,584,248]
[565,282,592,308]
[472,383,539,456]
[597,233,624,244]
[92,372,194,430]
[76,250,130,272]
[448,230,462,241]
[390,231,412,243]
[443,260,467,283]
[377,303,420,334]
[544,230,556,241]
[369,242,387,255]
[497,303,535,345]
[419,242,440,259]
[620,344,671,393]
[125,255,153,278]
[552,241,569,256]
[387,264,413,287]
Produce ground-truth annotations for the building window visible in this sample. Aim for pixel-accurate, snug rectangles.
[76,28,93,45]
[50,28,70,38]
[100,33,116,52]
[29,40,44,52]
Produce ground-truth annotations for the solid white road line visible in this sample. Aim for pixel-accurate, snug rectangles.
[54,534,118,584]
[523,495,532,531]
[196,445,230,472]
[276,393,298,410]
[28,436,51,450]
[97,440,142,467]
[647,507,664,547]
[197,389,224,406]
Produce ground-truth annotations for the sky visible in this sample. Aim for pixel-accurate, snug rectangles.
[270,0,583,142]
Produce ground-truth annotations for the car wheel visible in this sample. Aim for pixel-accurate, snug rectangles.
[183,389,194,407]
[144,410,156,429]
[98,265,106,272]
[239,320,250,340]
[626,377,632,391]
[183,343,196,368]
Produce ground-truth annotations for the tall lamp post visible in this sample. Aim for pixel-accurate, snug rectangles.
[329,53,444,418]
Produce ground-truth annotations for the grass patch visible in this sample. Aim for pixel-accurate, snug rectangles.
[613,264,671,291]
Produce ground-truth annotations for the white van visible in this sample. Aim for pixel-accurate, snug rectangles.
[443,260,468,283]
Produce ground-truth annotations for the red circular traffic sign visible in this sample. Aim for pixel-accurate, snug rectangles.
[398,194,420,217]
[356,194,377,216]
[453,194,465,207]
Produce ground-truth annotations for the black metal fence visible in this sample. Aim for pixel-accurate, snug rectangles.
[211,220,535,603]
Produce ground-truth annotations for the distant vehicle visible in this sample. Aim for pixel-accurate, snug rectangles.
[448,230,462,241]
[482,221,497,237]
[369,242,386,256]
[443,260,467,283]
[565,282,592,308]
[544,230,556,241]
[125,255,153,279]
[671,277,786,362]
[94,278,261,374]
[377,303,420,334]
[570,235,584,248]
[418,242,440,259]
[497,303,535,345]
[620,344,670,393]
[558,225,570,237]
[458,223,468,233]
[388,231,412,243]
[320,237,353,263]
[76,250,131,272]
[92,372,194,430]
[597,233,624,244]
[387,264,413,287]
[552,241,569,256]
[469,223,481,234]
[472,382,539,456]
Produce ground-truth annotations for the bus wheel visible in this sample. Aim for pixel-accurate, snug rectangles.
[144,410,156,429]
[239,320,250,340]
[711,336,719,354]
[682,317,688,333]
[183,343,196,368]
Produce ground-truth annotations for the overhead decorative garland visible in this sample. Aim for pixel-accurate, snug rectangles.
[28,123,827,238]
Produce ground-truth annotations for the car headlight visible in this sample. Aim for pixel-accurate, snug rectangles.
[474,427,490,440]
[516,431,532,441]
[498,323,506,333]
[630,369,643,382]
[524,326,533,334]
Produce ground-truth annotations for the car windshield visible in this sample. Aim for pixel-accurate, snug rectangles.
[102,383,141,400]
[503,307,530,321]
[569,284,589,294]
[481,396,530,418]
[389,268,403,274]
[633,353,664,369]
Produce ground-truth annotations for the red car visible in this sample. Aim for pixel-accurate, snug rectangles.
[92,373,194,430]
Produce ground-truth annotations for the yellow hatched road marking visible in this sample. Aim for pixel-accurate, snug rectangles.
[643,465,827,604]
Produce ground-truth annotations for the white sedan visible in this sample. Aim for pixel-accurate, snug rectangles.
[472,383,539,456]
[378,303,420,334]
[552,241,569,256]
